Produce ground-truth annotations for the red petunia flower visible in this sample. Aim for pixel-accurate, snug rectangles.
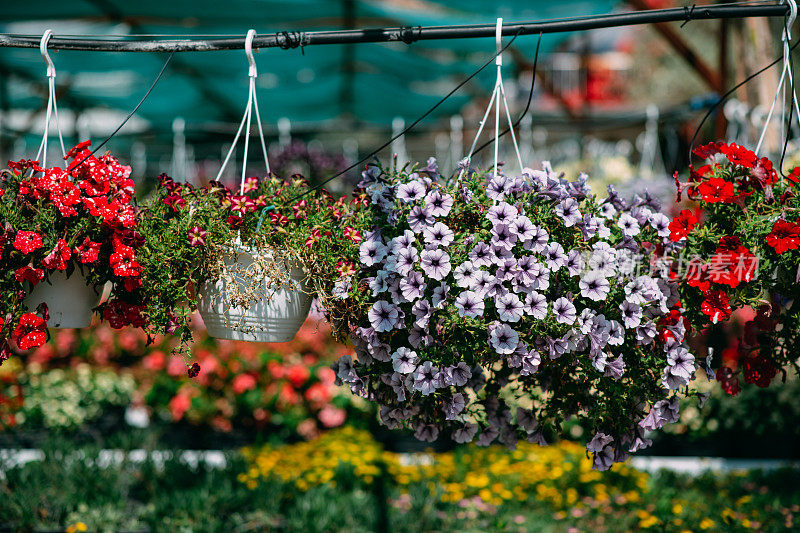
[76,238,102,264]
[14,266,45,286]
[707,236,758,288]
[720,143,757,168]
[716,366,741,396]
[697,177,734,203]
[742,354,777,388]
[787,167,800,187]
[101,300,146,329]
[343,226,363,243]
[292,200,308,220]
[13,313,47,350]
[42,239,72,270]
[766,219,800,254]
[13,231,43,254]
[692,142,723,160]
[668,209,698,242]
[336,260,356,277]
[110,241,142,277]
[226,215,243,229]
[188,226,207,247]
[701,289,733,324]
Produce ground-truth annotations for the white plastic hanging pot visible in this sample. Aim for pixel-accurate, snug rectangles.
[24,269,101,328]
[197,243,312,342]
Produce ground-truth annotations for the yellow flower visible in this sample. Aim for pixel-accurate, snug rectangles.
[672,504,684,515]
[699,517,716,529]
[66,523,88,533]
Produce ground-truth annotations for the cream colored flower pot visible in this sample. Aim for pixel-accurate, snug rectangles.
[24,270,101,328]
[197,245,312,342]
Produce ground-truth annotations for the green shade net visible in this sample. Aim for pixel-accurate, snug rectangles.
[0,0,618,138]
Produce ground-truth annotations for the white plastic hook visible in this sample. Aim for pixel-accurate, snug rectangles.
[785,0,797,41]
[495,18,503,67]
[215,28,270,191]
[245,29,257,78]
[40,29,55,79]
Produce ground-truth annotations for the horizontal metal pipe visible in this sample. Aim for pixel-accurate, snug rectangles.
[0,4,789,52]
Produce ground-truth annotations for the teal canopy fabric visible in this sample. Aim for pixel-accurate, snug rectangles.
[0,0,619,137]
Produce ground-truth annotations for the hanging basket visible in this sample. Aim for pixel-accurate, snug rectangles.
[24,270,101,329]
[197,243,312,342]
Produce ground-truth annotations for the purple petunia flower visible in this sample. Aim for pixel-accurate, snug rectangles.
[509,215,535,242]
[411,299,432,328]
[424,189,454,218]
[388,230,416,253]
[414,423,439,442]
[620,300,642,329]
[486,173,510,201]
[473,270,493,296]
[399,271,426,301]
[452,423,479,443]
[588,248,616,278]
[368,300,400,332]
[396,180,426,203]
[496,293,524,323]
[617,213,641,237]
[442,362,472,387]
[391,347,419,374]
[413,361,440,395]
[489,323,519,354]
[422,221,454,248]
[432,282,449,308]
[359,239,387,267]
[454,260,481,289]
[542,242,568,271]
[487,201,518,227]
[443,393,466,420]
[555,197,582,227]
[409,326,433,348]
[381,373,407,401]
[587,432,614,453]
[524,225,549,253]
[666,346,695,380]
[420,248,451,281]
[523,291,548,320]
[390,247,418,276]
[495,259,517,283]
[490,223,518,251]
[579,270,611,301]
[408,204,434,233]
[455,290,485,318]
[553,297,577,325]
[332,278,351,300]
[648,212,671,237]
[565,249,585,277]
[604,355,625,380]
[598,202,616,219]
[520,350,541,375]
[469,242,494,268]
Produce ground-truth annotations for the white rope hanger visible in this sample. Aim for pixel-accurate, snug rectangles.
[35,29,66,168]
[215,29,271,194]
[459,18,525,178]
[755,0,799,156]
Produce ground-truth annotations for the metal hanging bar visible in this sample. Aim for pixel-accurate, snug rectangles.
[0,3,789,52]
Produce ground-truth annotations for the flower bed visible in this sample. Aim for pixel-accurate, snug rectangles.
[0,315,359,443]
[2,428,799,532]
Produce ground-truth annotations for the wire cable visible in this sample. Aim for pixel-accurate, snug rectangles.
[255,28,527,231]
[67,49,175,176]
